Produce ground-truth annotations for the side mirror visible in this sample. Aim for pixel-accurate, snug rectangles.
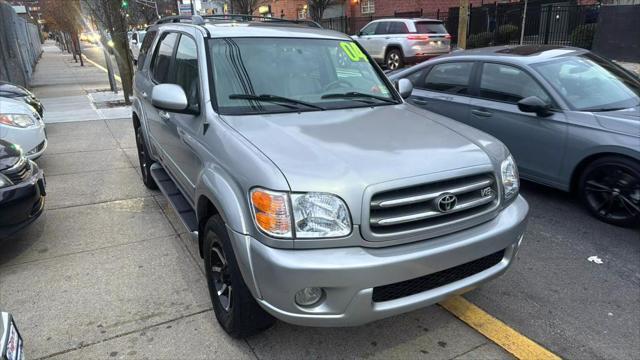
[517,96,552,117]
[397,78,413,99]
[152,84,189,112]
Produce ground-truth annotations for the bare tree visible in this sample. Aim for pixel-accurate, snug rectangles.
[230,0,260,14]
[307,0,335,22]
[82,0,135,104]
[41,0,84,65]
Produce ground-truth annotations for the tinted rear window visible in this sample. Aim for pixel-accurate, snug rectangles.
[415,22,447,34]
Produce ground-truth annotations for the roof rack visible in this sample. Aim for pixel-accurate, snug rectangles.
[154,15,205,25]
[202,14,322,28]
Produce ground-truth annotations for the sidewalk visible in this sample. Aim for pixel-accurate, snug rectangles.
[30,41,129,123]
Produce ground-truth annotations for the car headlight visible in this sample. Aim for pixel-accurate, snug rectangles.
[0,114,36,128]
[291,193,351,238]
[250,188,352,239]
[0,173,13,189]
[501,155,519,201]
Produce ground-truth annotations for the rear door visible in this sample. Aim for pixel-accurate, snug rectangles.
[367,22,390,60]
[404,61,476,123]
[468,62,568,182]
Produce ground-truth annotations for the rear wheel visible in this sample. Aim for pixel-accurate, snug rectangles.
[134,125,157,190]
[203,215,275,338]
[578,156,640,227]
[385,48,404,70]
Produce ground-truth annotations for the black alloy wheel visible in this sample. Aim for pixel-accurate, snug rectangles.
[579,156,640,227]
[135,126,157,189]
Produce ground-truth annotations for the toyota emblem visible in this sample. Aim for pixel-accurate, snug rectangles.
[436,193,457,212]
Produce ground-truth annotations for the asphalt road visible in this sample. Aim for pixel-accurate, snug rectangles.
[470,181,640,359]
[81,42,121,79]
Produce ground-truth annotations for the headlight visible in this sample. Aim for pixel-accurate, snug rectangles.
[0,173,13,189]
[250,188,352,239]
[0,114,36,128]
[501,155,519,200]
[291,193,351,238]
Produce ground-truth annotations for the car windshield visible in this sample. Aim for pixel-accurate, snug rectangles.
[415,21,447,34]
[208,37,398,115]
[138,31,146,42]
[532,54,640,111]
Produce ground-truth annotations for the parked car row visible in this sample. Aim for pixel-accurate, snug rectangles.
[0,81,47,239]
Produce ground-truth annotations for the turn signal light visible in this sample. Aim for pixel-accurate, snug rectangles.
[250,188,291,237]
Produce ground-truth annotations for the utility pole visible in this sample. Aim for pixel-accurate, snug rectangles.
[520,0,528,45]
[457,0,469,49]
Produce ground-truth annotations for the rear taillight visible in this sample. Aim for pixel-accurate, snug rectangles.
[445,34,452,40]
[407,34,430,41]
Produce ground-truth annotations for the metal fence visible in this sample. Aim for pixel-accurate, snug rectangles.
[451,2,600,49]
[320,2,600,51]
[0,2,43,87]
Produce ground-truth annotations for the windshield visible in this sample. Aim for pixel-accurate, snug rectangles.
[532,54,640,111]
[415,22,447,34]
[138,31,146,42]
[209,37,398,115]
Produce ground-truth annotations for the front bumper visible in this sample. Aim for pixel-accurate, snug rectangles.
[229,195,529,327]
[0,163,46,238]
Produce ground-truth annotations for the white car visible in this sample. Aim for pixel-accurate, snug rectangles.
[129,30,147,63]
[0,97,46,160]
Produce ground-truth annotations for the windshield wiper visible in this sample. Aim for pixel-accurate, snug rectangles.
[229,94,325,111]
[321,92,397,104]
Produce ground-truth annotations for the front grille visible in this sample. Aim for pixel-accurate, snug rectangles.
[372,250,505,302]
[2,157,32,184]
[369,173,499,236]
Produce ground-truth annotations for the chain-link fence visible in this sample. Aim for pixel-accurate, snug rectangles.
[0,2,43,87]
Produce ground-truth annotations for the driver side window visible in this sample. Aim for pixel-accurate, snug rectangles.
[360,23,377,36]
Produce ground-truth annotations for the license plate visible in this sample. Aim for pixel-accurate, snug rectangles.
[2,314,24,360]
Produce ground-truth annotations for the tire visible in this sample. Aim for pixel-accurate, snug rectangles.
[203,215,275,338]
[134,125,158,190]
[578,156,640,227]
[385,48,404,70]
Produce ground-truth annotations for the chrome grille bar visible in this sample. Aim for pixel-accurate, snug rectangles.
[372,193,497,226]
[373,178,494,209]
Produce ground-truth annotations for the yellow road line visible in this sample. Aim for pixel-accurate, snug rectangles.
[440,296,561,360]
[81,54,122,83]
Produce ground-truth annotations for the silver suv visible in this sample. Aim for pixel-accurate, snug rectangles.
[133,15,528,338]
[352,18,451,70]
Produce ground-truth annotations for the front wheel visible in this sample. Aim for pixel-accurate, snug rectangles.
[578,156,640,227]
[134,125,157,190]
[203,215,275,338]
[385,49,404,70]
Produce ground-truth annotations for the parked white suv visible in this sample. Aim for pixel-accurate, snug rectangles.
[129,30,147,63]
[352,18,451,70]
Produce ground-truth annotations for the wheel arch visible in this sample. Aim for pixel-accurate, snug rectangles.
[570,151,640,192]
[385,44,404,58]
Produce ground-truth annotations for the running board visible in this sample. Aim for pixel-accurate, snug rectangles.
[150,163,198,240]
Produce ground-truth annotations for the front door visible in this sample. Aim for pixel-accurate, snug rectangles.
[468,62,568,184]
[405,61,476,124]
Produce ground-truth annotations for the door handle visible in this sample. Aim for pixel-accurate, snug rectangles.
[411,99,428,106]
[471,109,492,117]
[158,110,170,120]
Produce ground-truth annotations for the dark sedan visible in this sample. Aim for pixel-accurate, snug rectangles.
[0,139,46,238]
[0,81,44,117]
[390,45,639,226]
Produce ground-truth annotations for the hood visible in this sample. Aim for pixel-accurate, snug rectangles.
[0,139,22,171]
[0,82,33,97]
[222,104,493,211]
[593,106,640,136]
[0,97,37,116]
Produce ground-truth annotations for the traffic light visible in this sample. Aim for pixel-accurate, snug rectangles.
[121,0,129,9]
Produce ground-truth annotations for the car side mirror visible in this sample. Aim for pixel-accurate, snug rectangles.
[517,96,552,117]
[152,84,189,112]
[397,78,413,99]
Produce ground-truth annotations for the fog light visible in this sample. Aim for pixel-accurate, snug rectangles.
[295,287,323,307]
